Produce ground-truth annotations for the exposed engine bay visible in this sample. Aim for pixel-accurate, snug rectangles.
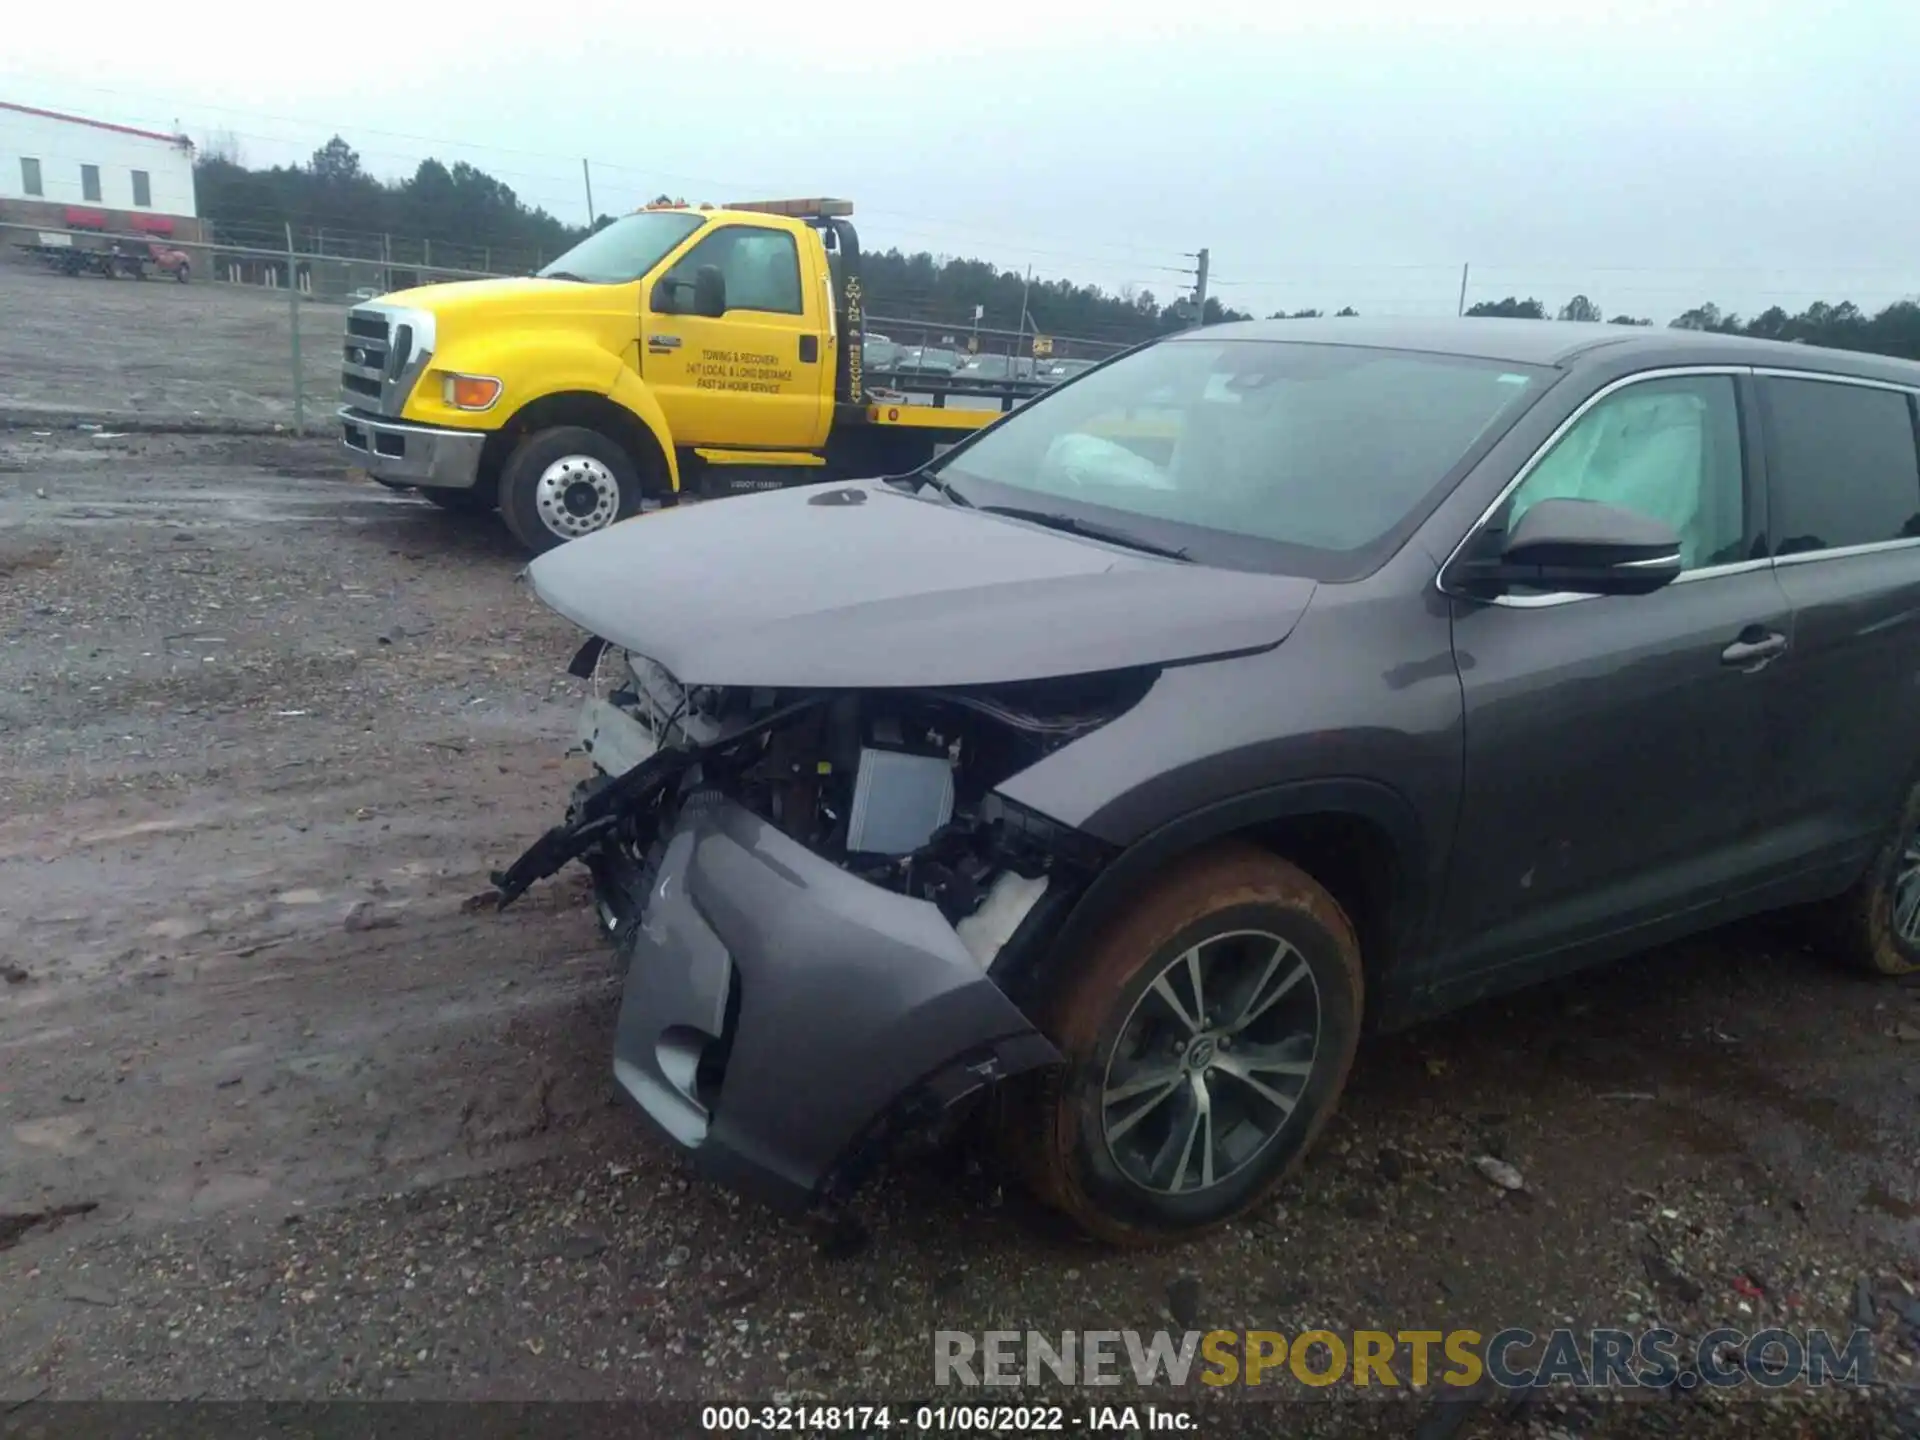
[496,635,1142,974]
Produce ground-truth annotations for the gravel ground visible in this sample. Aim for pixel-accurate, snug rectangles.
[3,430,1920,1438]
[0,261,345,431]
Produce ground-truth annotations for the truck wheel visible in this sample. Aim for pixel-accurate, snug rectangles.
[498,426,644,554]
[1010,843,1363,1246]
[175,263,190,284]
[1827,778,1920,977]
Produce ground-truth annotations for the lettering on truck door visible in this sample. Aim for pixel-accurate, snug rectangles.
[642,224,831,449]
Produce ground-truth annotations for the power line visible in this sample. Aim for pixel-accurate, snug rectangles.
[3,78,1192,274]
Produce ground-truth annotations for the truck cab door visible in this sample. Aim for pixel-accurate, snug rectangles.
[642,223,832,450]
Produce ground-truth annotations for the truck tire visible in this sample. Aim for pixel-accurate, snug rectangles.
[175,263,190,284]
[1827,778,1920,977]
[498,426,645,554]
[1008,843,1363,1246]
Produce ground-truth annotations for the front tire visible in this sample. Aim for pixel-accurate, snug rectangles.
[498,426,645,554]
[1014,843,1363,1246]
[1831,780,1920,977]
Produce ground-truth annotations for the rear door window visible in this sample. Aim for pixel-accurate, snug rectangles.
[1762,377,1920,555]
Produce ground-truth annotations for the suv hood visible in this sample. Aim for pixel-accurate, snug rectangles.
[526,481,1317,688]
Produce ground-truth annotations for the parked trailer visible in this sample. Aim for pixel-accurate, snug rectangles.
[15,234,189,282]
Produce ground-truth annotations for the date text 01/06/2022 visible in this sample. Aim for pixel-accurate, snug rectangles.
[698,1404,1198,1432]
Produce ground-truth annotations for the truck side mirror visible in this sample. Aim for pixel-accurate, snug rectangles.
[650,277,679,315]
[693,265,727,318]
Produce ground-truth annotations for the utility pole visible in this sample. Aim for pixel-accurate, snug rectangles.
[1192,247,1210,328]
[582,158,596,229]
[1457,262,1470,317]
[1017,265,1033,345]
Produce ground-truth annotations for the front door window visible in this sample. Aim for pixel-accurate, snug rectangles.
[1504,375,1748,572]
[662,226,802,316]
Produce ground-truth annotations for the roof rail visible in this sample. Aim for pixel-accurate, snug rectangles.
[727,198,854,219]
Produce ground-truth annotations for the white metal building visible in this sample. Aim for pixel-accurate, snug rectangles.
[0,100,197,222]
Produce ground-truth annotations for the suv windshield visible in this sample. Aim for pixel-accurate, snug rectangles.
[537,212,705,285]
[928,338,1547,574]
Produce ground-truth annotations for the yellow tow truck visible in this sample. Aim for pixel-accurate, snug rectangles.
[337,199,1051,551]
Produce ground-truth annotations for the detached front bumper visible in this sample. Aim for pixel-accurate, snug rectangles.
[339,406,487,491]
[608,797,1058,1206]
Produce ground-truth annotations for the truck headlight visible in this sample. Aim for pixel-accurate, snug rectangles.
[443,373,503,411]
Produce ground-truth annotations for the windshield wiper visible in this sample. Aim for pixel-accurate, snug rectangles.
[915,471,975,508]
[884,467,975,508]
[540,270,590,283]
[978,504,1190,561]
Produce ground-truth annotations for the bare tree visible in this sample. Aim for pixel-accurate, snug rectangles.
[201,128,244,165]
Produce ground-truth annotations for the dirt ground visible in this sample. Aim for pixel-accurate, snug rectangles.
[0,262,345,431]
[4,429,1920,1438]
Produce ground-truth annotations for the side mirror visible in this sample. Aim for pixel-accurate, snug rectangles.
[649,277,679,314]
[1451,498,1683,598]
[693,265,727,318]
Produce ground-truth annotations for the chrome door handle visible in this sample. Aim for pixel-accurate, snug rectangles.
[647,334,682,349]
[1721,633,1787,667]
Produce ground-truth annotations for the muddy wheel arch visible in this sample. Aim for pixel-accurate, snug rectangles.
[477,391,673,506]
[998,777,1425,1028]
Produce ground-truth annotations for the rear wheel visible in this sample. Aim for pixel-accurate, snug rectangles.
[498,426,645,554]
[1829,779,1920,977]
[1012,843,1363,1245]
[175,263,190,284]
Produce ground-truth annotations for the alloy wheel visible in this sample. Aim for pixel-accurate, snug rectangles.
[1891,826,1920,947]
[1100,929,1322,1195]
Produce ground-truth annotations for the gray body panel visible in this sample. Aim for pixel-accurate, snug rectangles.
[1763,545,1920,864]
[613,798,1057,1203]
[524,480,1315,688]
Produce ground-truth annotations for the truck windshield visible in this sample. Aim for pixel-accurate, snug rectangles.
[927,338,1547,575]
[537,212,705,285]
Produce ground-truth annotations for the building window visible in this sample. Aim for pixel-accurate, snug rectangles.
[20,157,42,196]
[81,164,101,202]
[132,170,151,208]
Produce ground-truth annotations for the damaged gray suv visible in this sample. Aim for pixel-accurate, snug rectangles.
[494,317,1920,1244]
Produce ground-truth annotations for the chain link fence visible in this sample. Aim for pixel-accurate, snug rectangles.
[0,220,1130,438]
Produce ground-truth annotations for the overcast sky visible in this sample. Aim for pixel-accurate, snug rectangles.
[7,0,1918,323]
